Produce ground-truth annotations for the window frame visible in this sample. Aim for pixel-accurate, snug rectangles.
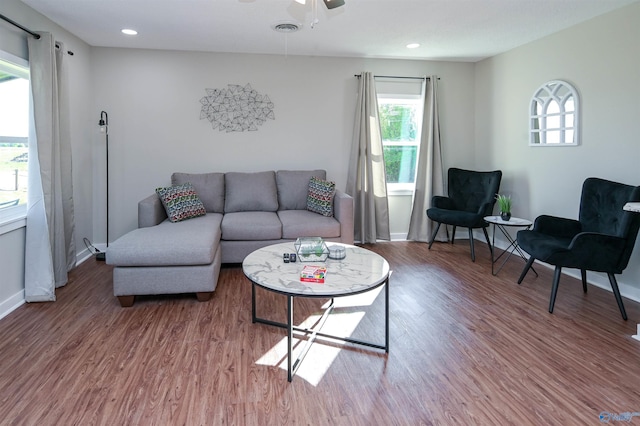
[0,49,29,231]
[377,94,423,195]
[529,80,580,147]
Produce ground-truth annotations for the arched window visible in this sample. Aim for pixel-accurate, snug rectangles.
[530,80,579,146]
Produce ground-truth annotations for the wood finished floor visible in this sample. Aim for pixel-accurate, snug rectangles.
[1,241,640,425]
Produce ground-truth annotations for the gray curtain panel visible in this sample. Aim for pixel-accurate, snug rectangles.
[407,75,446,242]
[346,72,390,243]
[25,33,76,302]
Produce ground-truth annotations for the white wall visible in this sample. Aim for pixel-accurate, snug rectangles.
[8,0,635,315]
[389,194,413,240]
[475,2,640,300]
[0,226,25,319]
[91,49,475,241]
[0,0,94,317]
[1,0,476,315]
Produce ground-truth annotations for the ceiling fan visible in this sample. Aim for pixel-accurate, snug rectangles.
[295,0,345,10]
[293,0,345,28]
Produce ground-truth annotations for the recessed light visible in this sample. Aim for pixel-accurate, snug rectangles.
[406,43,420,49]
[121,29,138,36]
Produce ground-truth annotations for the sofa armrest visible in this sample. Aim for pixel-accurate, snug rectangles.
[138,194,167,228]
[334,189,354,245]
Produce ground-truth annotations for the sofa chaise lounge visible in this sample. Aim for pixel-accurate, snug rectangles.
[106,169,354,306]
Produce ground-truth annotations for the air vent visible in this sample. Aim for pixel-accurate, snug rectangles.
[272,22,301,33]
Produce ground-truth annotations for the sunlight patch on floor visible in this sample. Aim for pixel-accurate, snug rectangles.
[255,310,367,386]
[331,285,384,308]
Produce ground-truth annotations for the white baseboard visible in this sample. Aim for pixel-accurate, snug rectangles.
[0,290,25,321]
[355,233,408,243]
[407,229,640,305]
[547,264,640,305]
[76,243,106,265]
[0,246,97,322]
[390,233,408,241]
[489,233,640,305]
[76,246,96,264]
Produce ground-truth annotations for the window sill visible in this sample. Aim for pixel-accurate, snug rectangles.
[387,184,415,197]
[0,205,27,235]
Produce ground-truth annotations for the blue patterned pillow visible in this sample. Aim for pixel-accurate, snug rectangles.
[307,176,335,217]
[156,182,206,223]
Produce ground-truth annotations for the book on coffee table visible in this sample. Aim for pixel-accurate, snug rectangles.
[300,265,327,283]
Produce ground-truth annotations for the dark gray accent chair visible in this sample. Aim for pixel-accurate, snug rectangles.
[427,168,503,261]
[517,177,640,320]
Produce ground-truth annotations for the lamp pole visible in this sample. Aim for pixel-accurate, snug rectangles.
[97,111,109,261]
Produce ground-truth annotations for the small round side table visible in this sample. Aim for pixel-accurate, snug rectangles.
[484,215,539,277]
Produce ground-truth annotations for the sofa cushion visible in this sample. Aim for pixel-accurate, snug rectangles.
[156,182,206,223]
[172,172,225,213]
[278,210,341,239]
[307,176,336,217]
[224,171,278,213]
[276,170,326,210]
[221,211,282,240]
[107,213,222,266]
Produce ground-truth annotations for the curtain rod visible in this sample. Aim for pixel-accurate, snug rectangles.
[354,74,439,80]
[0,13,74,56]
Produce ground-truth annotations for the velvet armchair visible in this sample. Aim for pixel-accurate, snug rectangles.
[427,168,502,261]
[517,177,640,320]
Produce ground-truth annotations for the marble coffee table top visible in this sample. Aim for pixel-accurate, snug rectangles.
[242,242,390,297]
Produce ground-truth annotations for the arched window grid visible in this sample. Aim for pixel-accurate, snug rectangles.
[529,80,580,146]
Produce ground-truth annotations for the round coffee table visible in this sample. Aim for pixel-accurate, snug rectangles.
[243,242,390,382]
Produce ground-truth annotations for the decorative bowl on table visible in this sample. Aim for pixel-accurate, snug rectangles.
[328,245,346,260]
[294,237,329,262]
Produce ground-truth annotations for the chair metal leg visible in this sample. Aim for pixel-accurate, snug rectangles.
[428,222,442,250]
[581,269,588,293]
[482,227,492,258]
[549,266,562,313]
[607,273,628,320]
[468,228,475,262]
[451,226,457,244]
[517,256,535,284]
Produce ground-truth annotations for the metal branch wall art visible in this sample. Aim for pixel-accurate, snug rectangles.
[199,84,275,132]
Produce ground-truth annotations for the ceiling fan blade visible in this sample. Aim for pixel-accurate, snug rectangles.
[323,0,345,9]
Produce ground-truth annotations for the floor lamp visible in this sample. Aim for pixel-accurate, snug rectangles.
[96,111,109,261]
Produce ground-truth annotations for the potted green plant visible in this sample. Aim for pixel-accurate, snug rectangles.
[496,194,512,221]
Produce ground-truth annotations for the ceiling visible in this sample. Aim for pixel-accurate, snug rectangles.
[18,0,639,62]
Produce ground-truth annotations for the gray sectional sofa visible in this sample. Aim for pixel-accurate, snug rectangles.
[107,169,354,306]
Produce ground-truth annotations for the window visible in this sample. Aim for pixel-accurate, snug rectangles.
[0,51,29,221]
[530,80,580,146]
[378,95,423,192]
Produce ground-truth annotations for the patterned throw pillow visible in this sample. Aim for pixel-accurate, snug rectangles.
[307,176,336,217]
[156,182,206,223]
